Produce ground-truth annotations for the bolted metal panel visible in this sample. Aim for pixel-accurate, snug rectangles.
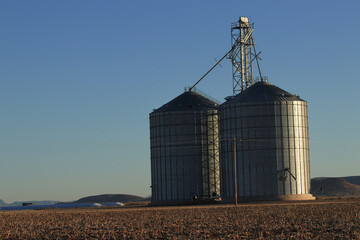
[220,81,311,201]
[150,90,220,203]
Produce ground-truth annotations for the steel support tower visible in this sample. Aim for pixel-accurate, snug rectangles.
[228,17,256,95]
[201,111,220,198]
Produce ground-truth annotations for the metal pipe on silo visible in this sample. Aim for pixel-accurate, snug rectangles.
[233,136,237,206]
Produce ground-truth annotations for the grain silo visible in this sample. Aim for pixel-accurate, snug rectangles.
[150,89,221,204]
[220,80,314,201]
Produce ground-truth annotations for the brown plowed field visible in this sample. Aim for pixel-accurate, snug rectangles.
[1,198,359,239]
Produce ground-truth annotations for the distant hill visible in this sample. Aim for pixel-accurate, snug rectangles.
[342,176,360,186]
[73,194,146,204]
[0,199,7,207]
[311,177,360,197]
[0,199,58,207]
[2,176,359,206]
[10,201,59,206]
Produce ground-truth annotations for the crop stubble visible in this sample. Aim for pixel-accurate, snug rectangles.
[0,199,359,239]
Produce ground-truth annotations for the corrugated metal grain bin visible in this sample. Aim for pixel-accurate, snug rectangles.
[220,81,314,201]
[150,89,221,204]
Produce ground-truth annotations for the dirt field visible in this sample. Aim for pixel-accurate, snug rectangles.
[1,198,359,239]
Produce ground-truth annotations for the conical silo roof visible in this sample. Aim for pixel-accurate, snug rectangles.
[152,90,219,113]
[225,81,304,104]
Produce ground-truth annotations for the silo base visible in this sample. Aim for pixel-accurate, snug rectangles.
[273,194,316,201]
[150,198,222,206]
[150,200,194,206]
[222,194,316,203]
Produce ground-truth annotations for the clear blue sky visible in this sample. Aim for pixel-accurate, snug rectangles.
[0,0,359,202]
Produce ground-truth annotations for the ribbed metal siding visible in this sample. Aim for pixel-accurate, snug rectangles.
[220,100,310,199]
[150,110,220,203]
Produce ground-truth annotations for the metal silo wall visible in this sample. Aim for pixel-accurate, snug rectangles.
[150,110,220,203]
[220,101,310,200]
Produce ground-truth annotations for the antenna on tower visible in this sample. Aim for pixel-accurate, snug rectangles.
[228,17,263,95]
